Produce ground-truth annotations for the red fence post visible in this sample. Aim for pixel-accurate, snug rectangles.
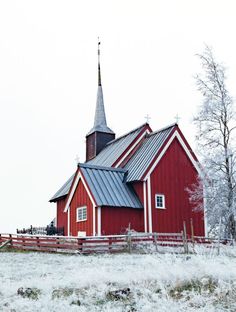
[154,233,158,252]
[22,235,25,248]
[108,237,112,251]
[36,236,40,249]
[9,234,12,248]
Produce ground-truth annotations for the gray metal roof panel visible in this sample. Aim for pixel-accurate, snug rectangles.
[80,165,143,208]
[125,125,176,182]
[87,124,147,167]
[49,124,174,202]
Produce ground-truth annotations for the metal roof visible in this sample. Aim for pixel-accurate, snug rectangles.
[87,86,114,136]
[87,123,148,167]
[79,164,143,208]
[49,124,147,202]
[125,124,176,182]
[49,124,176,202]
[49,173,75,202]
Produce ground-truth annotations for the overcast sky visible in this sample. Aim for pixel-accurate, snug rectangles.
[0,0,236,233]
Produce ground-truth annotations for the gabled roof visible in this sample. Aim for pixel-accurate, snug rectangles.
[50,123,150,202]
[49,173,75,202]
[79,164,143,208]
[125,124,176,182]
[87,123,149,167]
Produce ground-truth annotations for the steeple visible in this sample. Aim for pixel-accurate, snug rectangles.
[87,39,114,136]
[86,39,115,161]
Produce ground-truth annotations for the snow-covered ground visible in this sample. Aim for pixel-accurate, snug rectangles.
[1,246,236,312]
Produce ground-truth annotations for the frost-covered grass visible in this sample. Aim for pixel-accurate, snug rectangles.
[0,246,236,311]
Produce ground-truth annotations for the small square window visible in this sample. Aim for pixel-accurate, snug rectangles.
[76,206,87,222]
[155,194,165,209]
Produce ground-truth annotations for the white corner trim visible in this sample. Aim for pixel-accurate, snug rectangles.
[97,206,101,236]
[64,171,96,213]
[143,182,147,233]
[115,129,150,168]
[144,130,201,181]
[203,185,208,236]
[93,204,96,236]
[147,176,152,233]
[67,206,70,236]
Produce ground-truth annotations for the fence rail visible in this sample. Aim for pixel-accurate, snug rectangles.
[0,233,234,254]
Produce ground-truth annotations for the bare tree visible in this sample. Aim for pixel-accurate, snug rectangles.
[191,46,236,238]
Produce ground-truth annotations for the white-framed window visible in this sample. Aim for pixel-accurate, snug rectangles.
[155,194,165,209]
[76,206,87,222]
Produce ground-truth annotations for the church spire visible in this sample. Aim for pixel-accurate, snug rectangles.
[86,39,115,161]
[87,39,114,136]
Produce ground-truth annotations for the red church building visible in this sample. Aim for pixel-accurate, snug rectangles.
[50,43,205,237]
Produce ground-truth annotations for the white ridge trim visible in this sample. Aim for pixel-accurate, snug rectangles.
[64,171,96,213]
[115,129,150,168]
[144,130,201,181]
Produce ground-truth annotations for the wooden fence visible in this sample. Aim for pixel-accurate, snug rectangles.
[0,233,233,254]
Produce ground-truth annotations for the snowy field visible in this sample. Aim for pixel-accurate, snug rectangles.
[1,246,236,312]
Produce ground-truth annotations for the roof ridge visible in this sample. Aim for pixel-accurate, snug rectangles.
[106,123,149,146]
[148,123,177,137]
[78,163,127,172]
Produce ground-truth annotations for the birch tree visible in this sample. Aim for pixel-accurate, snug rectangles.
[191,46,236,238]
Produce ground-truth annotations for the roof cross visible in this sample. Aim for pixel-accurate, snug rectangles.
[174,114,181,124]
[145,114,151,123]
[75,155,80,165]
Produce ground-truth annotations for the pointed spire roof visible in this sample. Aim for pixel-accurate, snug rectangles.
[87,39,114,136]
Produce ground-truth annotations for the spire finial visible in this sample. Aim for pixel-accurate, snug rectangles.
[98,37,101,86]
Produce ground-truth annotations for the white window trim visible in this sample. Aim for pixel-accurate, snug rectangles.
[76,206,87,222]
[155,194,166,209]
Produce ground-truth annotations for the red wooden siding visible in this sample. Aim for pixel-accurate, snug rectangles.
[101,207,143,235]
[132,182,144,204]
[56,198,67,235]
[69,180,94,236]
[150,138,204,236]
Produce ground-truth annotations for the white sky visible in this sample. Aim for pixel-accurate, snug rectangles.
[0,0,236,233]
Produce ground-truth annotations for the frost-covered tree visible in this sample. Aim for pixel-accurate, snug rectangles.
[190,46,236,238]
